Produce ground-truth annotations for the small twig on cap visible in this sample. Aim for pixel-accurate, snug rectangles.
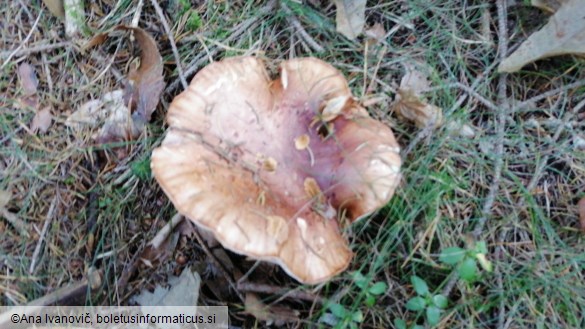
[150,0,188,90]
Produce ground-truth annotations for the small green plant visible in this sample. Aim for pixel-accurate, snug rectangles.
[131,157,151,181]
[177,0,202,32]
[185,10,202,31]
[393,318,424,329]
[439,241,493,282]
[323,272,388,328]
[326,303,364,329]
[404,275,448,327]
[351,271,388,307]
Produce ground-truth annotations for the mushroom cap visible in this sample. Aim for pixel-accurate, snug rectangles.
[151,57,401,284]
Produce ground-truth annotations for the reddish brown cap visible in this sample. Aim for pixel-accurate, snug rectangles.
[151,57,401,284]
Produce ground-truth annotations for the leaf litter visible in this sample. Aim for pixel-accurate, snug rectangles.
[334,0,366,40]
[17,62,53,134]
[68,26,164,149]
[392,61,443,129]
[499,0,585,72]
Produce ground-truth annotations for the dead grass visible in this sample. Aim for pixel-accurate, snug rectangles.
[1,0,584,328]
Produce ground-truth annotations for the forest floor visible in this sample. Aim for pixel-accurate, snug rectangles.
[1,1,584,328]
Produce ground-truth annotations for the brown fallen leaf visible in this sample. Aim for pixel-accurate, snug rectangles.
[578,197,585,233]
[30,107,53,133]
[393,61,443,128]
[116,26,165,123]
[393,89,443,128]
[365,22,386,45]
[499,0,585,72]
[334,0,366,40]
[17,62,39,109]
[77,26,164,146]
[66,89,140,143]
[17,63,38,95]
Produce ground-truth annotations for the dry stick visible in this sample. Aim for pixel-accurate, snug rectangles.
[150,0,188,90]
[1,11,43,69]
[237,282,325,304]
[443,0,510,298]
[29,196,58,274]
[281,3,325,53]
[517,79,585,109]
[149,213,184,249]
[166,0,277,93]
[0,41,71,59]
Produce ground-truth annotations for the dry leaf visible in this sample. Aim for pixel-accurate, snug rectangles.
[499,0,585,72]
[393,89,443,128]
[116,26,165,123]
[17,63,38,95]
[31,107,53,133]
[79,26,164,145]
[393,61,443,128]
[446,121,476,138]
[66,90,140,143]
[334,0,366,40]
[365,23,386,45]
[578,197,585,233]
[131,268,200,309]
[42,0,65,18]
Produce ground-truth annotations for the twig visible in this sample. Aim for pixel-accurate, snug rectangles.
[0,41,71,59]
[237,282,325,304]
[150,0,188,90]
[442,0,510,300]
[472,0,509,239]
[1,11,43,70]
[517,79,585,110]
[29,196,58,274]
[281,3,325,53]
[192,226,245,302]
[149,213,184,249]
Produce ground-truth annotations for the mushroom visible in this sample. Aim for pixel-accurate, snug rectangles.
[151,57,401,284]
